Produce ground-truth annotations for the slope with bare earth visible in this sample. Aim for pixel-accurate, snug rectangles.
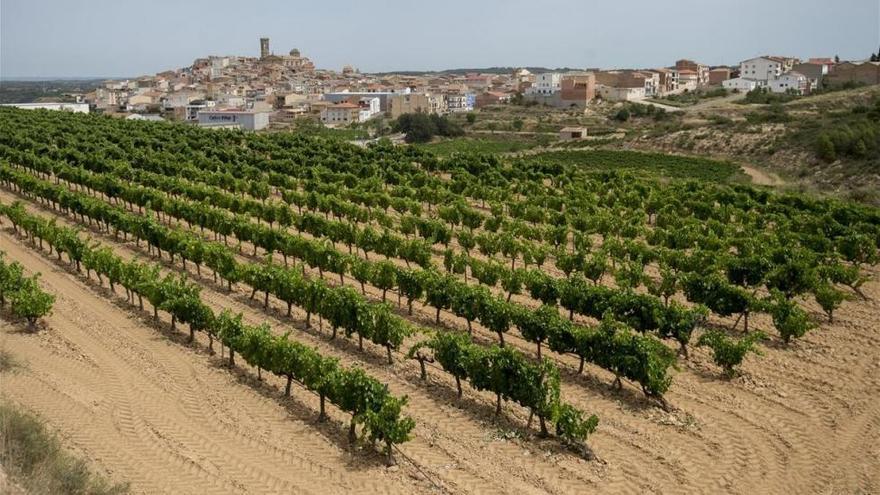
[621,85,880,200]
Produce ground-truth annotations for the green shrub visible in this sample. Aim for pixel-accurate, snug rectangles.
[697,329,765,377]
[816,133,837,162]
[613,108,630,122]
[740,87,798,105]
[814,283,847,322]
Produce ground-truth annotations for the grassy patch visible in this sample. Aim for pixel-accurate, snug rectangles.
[418,135,547,156]
[277,119,371,140]
[736,88,799,105]
[0,402,129,494]
[646,88,728,107]
[0,349,19,372]
[522,149,744,182]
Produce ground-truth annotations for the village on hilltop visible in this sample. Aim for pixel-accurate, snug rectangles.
[6,37,880,132]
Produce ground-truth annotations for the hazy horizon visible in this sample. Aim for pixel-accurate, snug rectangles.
[2,0,878,79]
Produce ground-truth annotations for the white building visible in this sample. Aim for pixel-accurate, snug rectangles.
[769,71,809,95]
[198,109,270,131]
[722,77,759,92]
[185,100,216,121]
[215,94,246,108]
[445,93,475,112]
[641,71,660,97]
[358,97,381,121]
[0,102,90,113]
[526,73,562,95]
[739,56,785,86]
[676,70,699,91]
[162,91,203,110]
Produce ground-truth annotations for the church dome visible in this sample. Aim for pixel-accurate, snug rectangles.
[289,48,301,57]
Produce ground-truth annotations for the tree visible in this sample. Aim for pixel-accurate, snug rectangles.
[697,329,765,378]
[423,332,471,397]
[836,233,879,269]
[512,118,524,131]
[363,395,415,465]
[393,113,462,143]
[516,304,567,359]
[450,285,487,335]
[501,269,525,302]
[479,297,512,346]
[582,253,607,285]
[217,310,245,367]
[430,114,464,137]
[397,269,425,315]
[424,272,453,324]
[9,276,54,328]
[394,113,437,143]
[814,283,846,322]
[613,108,630,122]
[372,260,397,302]
[466,113,477,124]
[816,134,837,162]
[457,230,476,256]
[769,292,815,344]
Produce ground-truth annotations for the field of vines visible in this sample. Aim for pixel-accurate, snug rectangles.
[1,106,879,494]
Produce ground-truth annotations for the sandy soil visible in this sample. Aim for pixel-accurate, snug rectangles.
[739,164,784,187]
[0,230,422,494]
[3,187,880,494]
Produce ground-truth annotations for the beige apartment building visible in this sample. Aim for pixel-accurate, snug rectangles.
[386,93,431,119]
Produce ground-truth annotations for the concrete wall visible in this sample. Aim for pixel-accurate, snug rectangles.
[597,85,645,101]
[722,77,758,92]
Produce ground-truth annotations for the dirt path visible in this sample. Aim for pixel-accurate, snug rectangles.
[740,164,784,186]
[3,187,880,494]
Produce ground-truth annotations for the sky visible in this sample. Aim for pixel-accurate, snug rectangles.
[1,0,878,79]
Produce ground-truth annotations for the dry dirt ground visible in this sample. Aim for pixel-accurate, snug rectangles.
[2,188,880,494]
[738,165,784,187]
